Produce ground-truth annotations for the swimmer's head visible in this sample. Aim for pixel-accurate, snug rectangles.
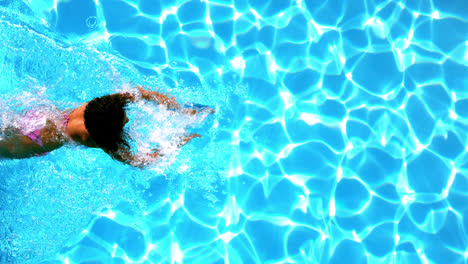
[84,94,130,152]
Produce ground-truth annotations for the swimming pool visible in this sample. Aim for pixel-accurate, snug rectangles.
[0,0,467,263]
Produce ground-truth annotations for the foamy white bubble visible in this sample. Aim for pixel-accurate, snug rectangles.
[126,99,210,169]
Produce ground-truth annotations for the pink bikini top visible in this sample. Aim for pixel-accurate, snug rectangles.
[63,112,70,136]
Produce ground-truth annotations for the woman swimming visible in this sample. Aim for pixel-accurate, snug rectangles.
[0,87,210,167]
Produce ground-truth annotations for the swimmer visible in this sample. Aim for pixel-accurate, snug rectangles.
[0,87,212,167]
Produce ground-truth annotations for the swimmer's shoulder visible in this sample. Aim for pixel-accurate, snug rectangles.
[67,123,96,147]
[66,103,98,148]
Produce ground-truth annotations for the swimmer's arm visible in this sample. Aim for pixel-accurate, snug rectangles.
[134,86,181,109]
[178,133,201,146]
[110,87,179,108]
[108,134,200,168]
[109,148,161,168]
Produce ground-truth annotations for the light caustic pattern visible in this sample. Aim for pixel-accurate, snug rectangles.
[1,0,468,263]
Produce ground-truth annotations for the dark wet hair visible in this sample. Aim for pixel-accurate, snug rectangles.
[84,93,131,152]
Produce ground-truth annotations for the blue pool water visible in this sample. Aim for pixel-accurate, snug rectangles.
[0,0,467,263]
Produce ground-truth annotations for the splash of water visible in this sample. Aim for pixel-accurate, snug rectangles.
[0,5,244,263]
